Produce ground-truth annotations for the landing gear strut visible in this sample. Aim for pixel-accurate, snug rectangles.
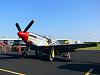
[22,46,29,57]
[22,51,27,57]
[35,50,43,56]
[49,47,55,61]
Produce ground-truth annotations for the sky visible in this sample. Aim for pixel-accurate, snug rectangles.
[0,0,100,42]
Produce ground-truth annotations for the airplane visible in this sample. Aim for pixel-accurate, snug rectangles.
[15,20,97,61]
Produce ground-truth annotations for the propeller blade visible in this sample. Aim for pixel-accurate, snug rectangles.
[24,20,34,32]
[16,23,21,32]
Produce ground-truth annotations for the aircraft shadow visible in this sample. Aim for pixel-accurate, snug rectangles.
[58,62,100,74]
[0,54,21,60]
[0,53,73,62]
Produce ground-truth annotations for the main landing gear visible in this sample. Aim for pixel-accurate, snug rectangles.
[22,46,43,57]
[62,52,71,60]
[22,46,71,61]
[49,47,55,61]
[35,50,42,56]
[22,46,29,57]
[22,51,27,57]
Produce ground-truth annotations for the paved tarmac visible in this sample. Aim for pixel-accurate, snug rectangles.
[0,50,100,75]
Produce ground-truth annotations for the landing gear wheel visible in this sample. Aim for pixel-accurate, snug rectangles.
[62,52,71,61]
[22,52,27,57]
[49,56,53,62]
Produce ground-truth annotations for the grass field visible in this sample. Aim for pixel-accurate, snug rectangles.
[76,45,100,50]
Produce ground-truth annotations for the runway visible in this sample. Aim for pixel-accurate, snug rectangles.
[0,50,100,75]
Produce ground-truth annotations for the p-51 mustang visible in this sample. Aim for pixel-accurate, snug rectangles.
[15,20,97,61]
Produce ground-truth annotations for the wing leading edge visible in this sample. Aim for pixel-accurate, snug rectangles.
[33,43,97,52]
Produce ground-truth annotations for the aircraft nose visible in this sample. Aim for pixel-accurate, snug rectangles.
[18,32,29,41]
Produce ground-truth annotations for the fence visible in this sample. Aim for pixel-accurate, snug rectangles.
[0,45,12,53]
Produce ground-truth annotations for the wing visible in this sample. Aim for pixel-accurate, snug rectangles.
[34,43,97,53]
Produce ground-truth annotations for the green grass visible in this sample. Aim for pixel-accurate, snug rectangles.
[76,46,100,50]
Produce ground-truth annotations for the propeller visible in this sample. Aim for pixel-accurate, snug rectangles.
[15,20,34,57]
[15,20,34,32]
[24,20,34,32]
[16,23,21,32]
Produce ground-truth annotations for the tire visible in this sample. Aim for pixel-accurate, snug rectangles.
[22,52,27,57]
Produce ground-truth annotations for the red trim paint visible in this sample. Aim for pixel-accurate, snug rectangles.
[18,32,29,42]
